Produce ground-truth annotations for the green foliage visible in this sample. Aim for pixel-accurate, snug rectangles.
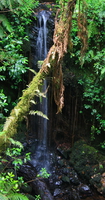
[29,110,49,120]
[37,168,51,179]
[5,138,31,170]
[0,139,50,200]
[0,192,29,200]
[35,195,41,200]
[0,194,8,200]
[0,168,29,199]
[0,33,29,83]
[56,0,69,10]
[8,193,29,200]
[0,91,8,114]
[29,90,49,120]
[0,14,12,38]
[66,0,105,143]
[0,0,39,120]
[0,0,37,38]
[0,138,31,200]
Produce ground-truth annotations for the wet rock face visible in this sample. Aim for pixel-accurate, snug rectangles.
[57,143,71,159]
[17,140,105,199]
[18,164,54,200]
[69,140,105,195]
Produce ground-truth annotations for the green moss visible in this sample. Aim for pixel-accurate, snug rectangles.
[70,140,105,180]
[0,71,46,150]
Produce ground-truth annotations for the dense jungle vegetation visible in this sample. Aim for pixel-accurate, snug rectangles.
[0,0,105,199]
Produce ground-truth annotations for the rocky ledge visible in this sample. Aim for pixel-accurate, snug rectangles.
[63,140,105,195]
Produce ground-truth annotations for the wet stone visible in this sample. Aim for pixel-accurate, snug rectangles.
[70,176,80,185]
[78,184,92,197]
[55,180,63,186]
[69,188,80,200]
[53,188,63,197]
[62,166,71,175]
[57,143,71,159]
[62,175,70,183]
[57,159,66,166]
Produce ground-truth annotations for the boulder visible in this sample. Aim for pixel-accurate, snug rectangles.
[69,140,105,195]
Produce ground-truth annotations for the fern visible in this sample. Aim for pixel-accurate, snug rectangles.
[0,14,13,38]
[0,25,5,38]
[0,0,7,9]
[26,194,35,200]
[0,0,23,10]
[29,69,37,75]
[30,100,37,105]
[0,178,14,196]
[9,138,23,149]
[0,194,8,200]
[29,110,49,120]
[0,14,13,32]
[8,193,29,200]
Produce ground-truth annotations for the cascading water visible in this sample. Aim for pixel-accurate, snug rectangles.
[37,10,49,148]
[31,10,51,171]
[36,10,49,60]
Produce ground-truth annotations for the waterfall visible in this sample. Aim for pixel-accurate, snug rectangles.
[36,10,49,148]
[36,10,49,60]
[31,10,51,171]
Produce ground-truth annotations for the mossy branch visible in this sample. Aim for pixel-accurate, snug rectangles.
[0,0,77,148]
[0,71,45,149]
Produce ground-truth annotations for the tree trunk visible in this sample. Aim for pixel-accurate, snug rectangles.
[1,0,77,148]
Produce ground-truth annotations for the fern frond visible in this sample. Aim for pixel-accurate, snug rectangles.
[16,0,23,4]
[29,110,49,120]
[29,69,37,75]
[26,194,35,200]
[88,21,98,38]
[0,14,13,33]
[0,193,8,200]
[0,0,22,9]
[9,138,23,149]
[0,0,7,9]
[8,193,29,200]
[0,180,14,196]
[0,25,5,38]
[30,100,37,105]
[35,89,46,98]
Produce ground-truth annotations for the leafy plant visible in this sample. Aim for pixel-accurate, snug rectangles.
[37,168,51,179]
[0,193,29,200]
[0,138,31,200]
[0,0,39,118]
[35,195,41,200]
[0,90,8,114]
[5,138,31,171]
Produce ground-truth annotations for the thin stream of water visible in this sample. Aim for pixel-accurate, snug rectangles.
[32,10,51,171]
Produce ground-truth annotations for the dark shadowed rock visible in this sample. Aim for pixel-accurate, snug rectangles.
[33,179,54,200]
[78,184,92,197]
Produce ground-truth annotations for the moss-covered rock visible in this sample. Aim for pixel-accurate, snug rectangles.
[69,140,105,194]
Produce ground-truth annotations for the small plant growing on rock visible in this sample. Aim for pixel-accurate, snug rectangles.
[35,194,41,200]
[37,168,51,179]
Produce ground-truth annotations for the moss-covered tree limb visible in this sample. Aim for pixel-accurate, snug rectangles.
[0,0,77,147]
[0,71,46,148]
